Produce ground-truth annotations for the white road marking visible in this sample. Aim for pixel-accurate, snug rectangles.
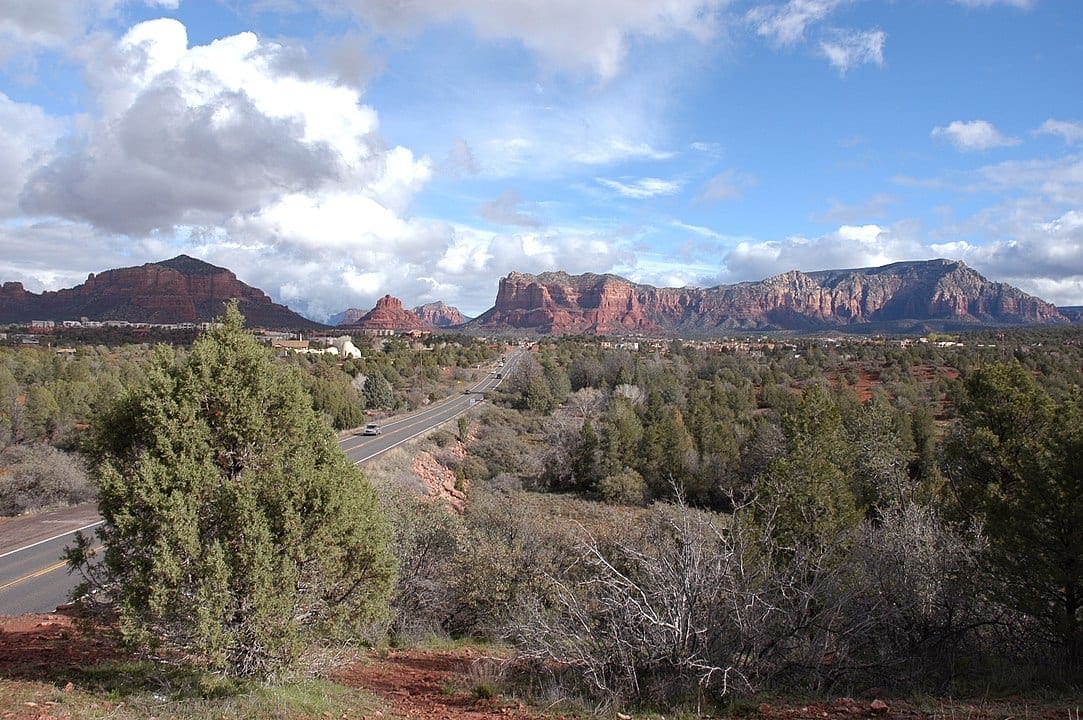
[0,520,103,560]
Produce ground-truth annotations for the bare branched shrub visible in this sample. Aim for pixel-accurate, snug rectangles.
[375,481,464,642]
[855,503,1003,690]
[0,444,93,515]
[507,495,1000,707]
[511,501,783,706]
[448,490,578,638]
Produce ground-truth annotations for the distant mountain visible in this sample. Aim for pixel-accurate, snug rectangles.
[0,255,323,329]
[329,308,365,326]
[1058,306,1083,323]
[412,302,470,328]
[337,295,429,331]
[469,259,1068,335]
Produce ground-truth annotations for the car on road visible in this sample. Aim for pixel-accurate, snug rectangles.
[361,423,382,436]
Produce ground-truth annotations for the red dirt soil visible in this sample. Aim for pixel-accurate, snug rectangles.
[0,613,119,680]
[337,648,539,720]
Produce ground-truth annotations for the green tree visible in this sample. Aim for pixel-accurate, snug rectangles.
[639,401,697,500]
[363,372,395,410]
[755,384,861,549]
[23,384,61,441]
[70,304,395,678]
[944,362,1083,665]
[599,396,643,476]
[573,418,601,491]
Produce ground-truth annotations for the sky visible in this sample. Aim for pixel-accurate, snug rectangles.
[1,0,1081,321]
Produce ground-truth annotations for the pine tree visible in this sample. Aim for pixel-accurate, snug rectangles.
[363,372,395,409]
[944,362,1083,665]
[70,303,395,678]
[755,384,861,550]
[573,418,601,491]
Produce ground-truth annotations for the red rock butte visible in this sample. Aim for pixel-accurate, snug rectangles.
[341,294,431,331]
[0,255,322,329]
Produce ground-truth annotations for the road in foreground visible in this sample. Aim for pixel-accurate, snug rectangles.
[0,349,523,615]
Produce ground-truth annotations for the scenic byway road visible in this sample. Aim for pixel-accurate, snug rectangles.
[0,349,522,615]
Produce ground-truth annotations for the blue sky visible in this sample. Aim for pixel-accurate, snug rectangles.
[1,0,1080,320]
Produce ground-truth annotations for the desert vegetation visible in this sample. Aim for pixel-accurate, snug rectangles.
[0,328,495,515]
[373,329,1082,707]
[2,322,1081,715]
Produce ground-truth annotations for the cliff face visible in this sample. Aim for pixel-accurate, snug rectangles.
[472,260,1067,334]
[0,255,322,329]
[342,295,430,331]
[412,302,470,328]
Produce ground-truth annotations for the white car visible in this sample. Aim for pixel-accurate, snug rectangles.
[361,423,382,436]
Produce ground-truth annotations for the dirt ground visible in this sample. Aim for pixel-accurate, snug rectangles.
[337,648,539,720]
[0,613,119,682]
[0,614,1076,720]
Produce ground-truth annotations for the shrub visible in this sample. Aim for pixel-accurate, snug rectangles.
[0,444,93,515]
[70,304,395,678]
[598,467,647,506]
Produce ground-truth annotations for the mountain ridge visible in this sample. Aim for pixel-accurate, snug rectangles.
[469,259,1068,335]
[1,256,1073,335]
[0,255,324,329]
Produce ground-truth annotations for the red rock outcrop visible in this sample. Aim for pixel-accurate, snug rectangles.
[412,302,470,328]
[0,255,322,329]
[343,295,430,331]
[471,260,1067,334]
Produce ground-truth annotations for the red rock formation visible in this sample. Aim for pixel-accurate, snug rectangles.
[0,255,322,329]
[412,302,470,328]
[472,260,1067,334]
[344,295,430,331]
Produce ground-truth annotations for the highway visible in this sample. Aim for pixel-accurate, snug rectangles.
[0,348,523,616]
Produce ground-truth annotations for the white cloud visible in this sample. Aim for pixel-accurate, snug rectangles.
[20,19,430,236]
[719,223,929,283]
[441,137,478,178]
[696,168,756,202]
[819,28,885,74]
[0,93,65,216]
[340,0,728,81]
[0,0,180,64]
[971,154,1083,205]
[747,0,843,46]
[814,192,896,223]
[1036,119,1083,145]
[596,177,682,199]
[419,70,676,180]
[478,190,542,227]
[931,120,1020,152]
[670,220,725,240]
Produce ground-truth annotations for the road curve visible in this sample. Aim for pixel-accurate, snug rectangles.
[0,348,524,615]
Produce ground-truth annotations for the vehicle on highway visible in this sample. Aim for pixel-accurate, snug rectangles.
[361,423,382,435]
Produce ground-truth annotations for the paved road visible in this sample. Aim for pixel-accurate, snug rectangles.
[0,505,103,615]
[0,348,524,615]
[340,350,520,464]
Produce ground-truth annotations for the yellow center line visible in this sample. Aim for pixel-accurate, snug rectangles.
[0,546,100,593]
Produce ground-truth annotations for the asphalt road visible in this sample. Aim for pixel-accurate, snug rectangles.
[0,348,523,615]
